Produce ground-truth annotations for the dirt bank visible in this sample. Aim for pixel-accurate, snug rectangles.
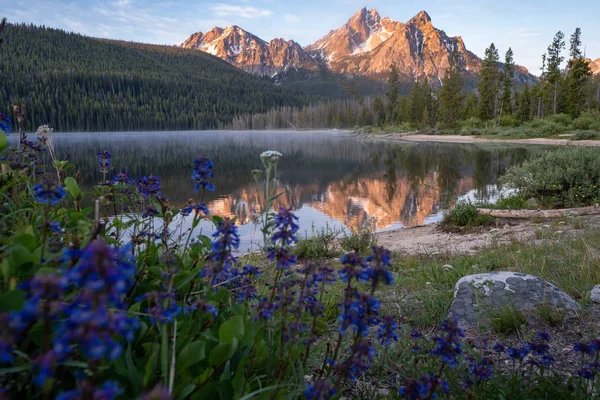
[368,133,600,146]
[375,215,600,255]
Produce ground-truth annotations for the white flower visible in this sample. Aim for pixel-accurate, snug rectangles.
[36,124,53,140]
[260,150,283,168]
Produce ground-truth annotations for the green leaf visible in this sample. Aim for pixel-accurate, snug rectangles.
[0,290,26,312]
[11,233,37,251]
[64,177,80,198]
[125,345,143,393]
[0,131,7,152]
[176,384,196,400]
[0,365,31,374]
[209,338,238,366]
[177,340,205,369]
[143,345,159,387]
[219,317,244,344]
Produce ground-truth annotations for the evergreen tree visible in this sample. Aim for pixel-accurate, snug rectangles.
[537,54,547,118]
[478,43,501,122]
[546,31,566,115]
[516,84,532,122]
[439,44,464,128]
[386,64,399,124]
[463,93,478,119]
[565,28,592,117]
[500,47,515,117]
[372,96,386,127]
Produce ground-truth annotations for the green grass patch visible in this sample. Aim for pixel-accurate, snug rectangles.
[440,201,496,231]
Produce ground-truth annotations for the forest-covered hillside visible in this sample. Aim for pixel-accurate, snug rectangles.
[0,23,317,132]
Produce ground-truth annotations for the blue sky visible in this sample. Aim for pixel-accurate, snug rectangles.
[2,0,598,74]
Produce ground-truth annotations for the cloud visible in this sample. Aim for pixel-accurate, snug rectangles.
[283,14,299,23]
[210,3,272,18]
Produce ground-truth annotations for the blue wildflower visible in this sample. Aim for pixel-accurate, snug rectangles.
[241,264,263,278]
[254,297,275,321]
[112,172,130,186]
[0,112,10,133]
[574,342,594,355]
[339,252,369,283]
[506,345,530,360]
[493,343,506,353]
[181,203,209,217]
[271,207,299,245]
[32,177,67,206]
[266,247,297,270]
[33,351,60,387]
[377,315,399,346]
[137,175,161,198]
[56,380,123,400]
[399,374,449,399]
[338,293,380,337]
[96,150,112,172]
[468,356,493,382]
[366,246,394,290]
[344,338,376,381]
[304,379,336,400]
[192,157,215,192]
[537,331,551,342]
[431,318,464,368]
[137,291,181,324]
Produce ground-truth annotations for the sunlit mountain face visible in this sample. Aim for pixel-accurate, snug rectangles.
[28,130,546,249]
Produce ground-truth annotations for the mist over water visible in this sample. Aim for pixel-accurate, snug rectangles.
[22,130,546,251]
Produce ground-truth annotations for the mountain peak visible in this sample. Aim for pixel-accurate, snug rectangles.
[408,10,431,26]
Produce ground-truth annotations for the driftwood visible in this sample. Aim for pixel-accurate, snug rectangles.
[477,205,600,219]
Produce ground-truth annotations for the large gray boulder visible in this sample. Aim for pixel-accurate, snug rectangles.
[449,272,581,329]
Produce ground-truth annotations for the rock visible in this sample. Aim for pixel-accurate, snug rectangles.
[442,264,455,271]
[526,198,540,209]
[449,272,581,329]
[591,285,600,303]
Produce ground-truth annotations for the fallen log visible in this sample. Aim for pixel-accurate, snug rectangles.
[477,205,600,219]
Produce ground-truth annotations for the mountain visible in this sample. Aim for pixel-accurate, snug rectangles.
[181,8,533,85]
[0,24,315,132]
[589,58,600,75]
[181,25,319,76]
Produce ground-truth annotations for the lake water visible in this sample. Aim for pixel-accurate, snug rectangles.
[12,130,544,251]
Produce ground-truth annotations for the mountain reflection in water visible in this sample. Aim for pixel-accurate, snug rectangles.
[45,130,545,249]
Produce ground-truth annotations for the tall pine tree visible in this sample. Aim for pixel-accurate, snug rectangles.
[565,28,592,117]
[478,43,500,122]
[546,31,566,115]
[439,44,464,128]
[500,47,515,118]
[386,64,399,125]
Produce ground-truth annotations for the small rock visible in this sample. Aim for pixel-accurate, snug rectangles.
[557,221,566,226]
[449,271,581,329]
[442,264,455,271]
[489,228,500,234]
[591,285,600,303]
[554,230,564,235]
[526,198,540,209]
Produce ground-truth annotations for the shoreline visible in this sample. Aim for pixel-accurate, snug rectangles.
[362,133,600,147]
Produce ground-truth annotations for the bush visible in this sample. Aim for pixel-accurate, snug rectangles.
[340,228,378,255]
[491,193,528,210]
[293,223,341,259]
[459,117,484,135]
[499,115,521,128]
[441,201,495,230]
[572,110,600,130]
[547,113,573,126]
[571,131,600,141]
[501,147,600,207]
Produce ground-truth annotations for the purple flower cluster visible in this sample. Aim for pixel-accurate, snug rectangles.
[137,175,161,198]
[56,380,123,400]
[338,292,380,337]
[431,318,464,368]
[33,176,67,206]
[398,374,449,399]
[366,246,394,290]
[96,150,112,172]
[0,112,10,133]
[267,207,299,270]
[376,315,399,346]
[192,157,215,192]
[112,171,131,186]
[303,379,336,400]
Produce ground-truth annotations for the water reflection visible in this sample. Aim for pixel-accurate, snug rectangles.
[29,130,543,249]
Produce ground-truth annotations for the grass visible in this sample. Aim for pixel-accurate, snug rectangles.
[488,304,527,334]
[537,302,566,327]
[293,223,342,260]
[440,201,496,231]
[340,228,378,255]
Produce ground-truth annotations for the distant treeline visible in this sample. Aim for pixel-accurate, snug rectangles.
[230,30,600,131]
[0,23,316,132]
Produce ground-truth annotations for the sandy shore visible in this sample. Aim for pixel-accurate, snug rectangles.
[367,133,600,147]
[375,215,600,255]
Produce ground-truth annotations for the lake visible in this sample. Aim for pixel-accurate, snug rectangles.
[12,130,544,251]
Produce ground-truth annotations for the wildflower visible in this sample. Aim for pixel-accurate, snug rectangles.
[398,374,449,399]
[137,291,181,324]
[96,150,112,172]
[266,247,297,270]
[33,351,60,386]
[366,246,394,290]
[56,380,123,400]
[577,366,597,380]
[467,356,493,382]
[344,338,376,381]
[241,264,263,278]
[137,175,161,198]
[537,331,551,342]
[187,298,218,318]
[142,205,159,218]
[21,138,43,152]
[192,157,215,192]
[506,345,529,360]
[208,218,239,268]
[431,318,464,368]
[574,342,594,355]
[112,172,131,186]
[32,176,67,206]
[339,252,369,283]
[251,169,262,182]
[254,297,275,321]
[36,124,53,142]
[0,112,10,133]
[181,203,209,217]
[236,278,258,302]
[271,207,299,245]
[304,379,336,400]
[338,293,380,337]
[260,150,283,168]
[377,315,399,346]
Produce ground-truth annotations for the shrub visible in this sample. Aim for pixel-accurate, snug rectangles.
[460,117,484,135]
[499,115,521,128]
[547,113,573,126]
[572,110,600,130]
[293,223,341,259]
[491,193,528,210]
[441,201,495,230]
[501,147,600,207]
[571,131,600,140]
[340,228,378,255]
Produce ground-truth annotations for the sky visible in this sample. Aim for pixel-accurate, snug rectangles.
[2,0,599,74]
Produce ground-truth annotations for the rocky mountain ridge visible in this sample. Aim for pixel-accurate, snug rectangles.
[181,8,533,84]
